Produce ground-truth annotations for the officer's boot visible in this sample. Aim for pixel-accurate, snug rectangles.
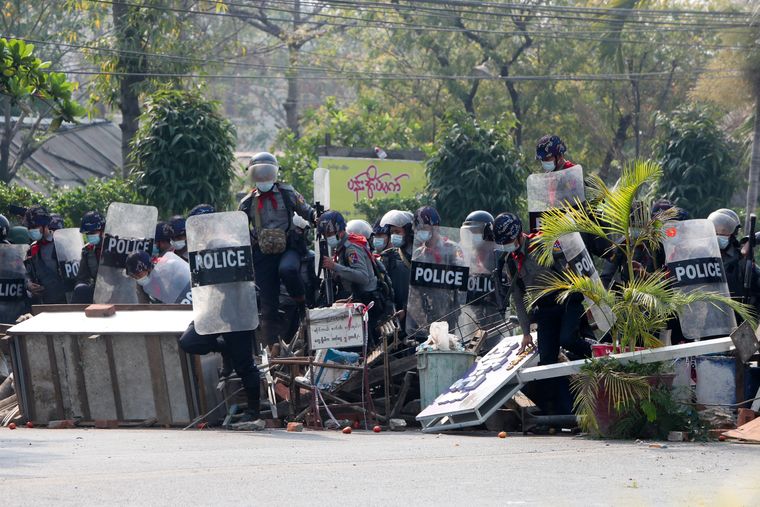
[293,295,308,323]
[232,394,265,431]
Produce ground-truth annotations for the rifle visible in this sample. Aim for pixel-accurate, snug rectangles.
[314,201,334,305]
[744,213,756,305]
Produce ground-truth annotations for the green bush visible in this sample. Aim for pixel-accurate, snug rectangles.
[353,194,428,224]
[0,183,51,224]
[50,178,142,227]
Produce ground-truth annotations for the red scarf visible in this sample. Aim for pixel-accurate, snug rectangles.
[255,188,278,210]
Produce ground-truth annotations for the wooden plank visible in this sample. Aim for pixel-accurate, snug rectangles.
[178,349,197,418]
[723,417,760,442]
[78,335,118,420]
[160,336,191,423]
[45,335,65,420]
[104,336,124,421]
[69,334,91,420]
[145,335,172,425]
[31,304,192,315]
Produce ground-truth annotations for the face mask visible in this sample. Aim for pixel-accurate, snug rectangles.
[372,238,387,251]
[256,181,275,193]
[417,230,432,242]
[541,160,555,172]
[471,235,484,246]
[87,234,101,246]
[136,274,151,287]
[496,241,518,253]
[171,239,186,251]
[327,235,340,248]
[717,236,730,250]
[152,245,160,257]
[391,234,405,248]
[29,228,43,241]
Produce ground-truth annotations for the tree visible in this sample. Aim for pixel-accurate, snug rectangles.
[131,88,236,215]
[426,114,527,225]
[0,38,84,183]
[654,105,740,218]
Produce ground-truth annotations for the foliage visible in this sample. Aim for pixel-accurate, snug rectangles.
[426,114,527,225]
[354,194,428,224]
[50,178,141,227]
[0,38,85,182]
[0,182,51,224]
[655,105,740,218]
[131,88,236,215]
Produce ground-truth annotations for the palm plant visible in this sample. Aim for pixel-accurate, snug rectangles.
[525,159,754,435]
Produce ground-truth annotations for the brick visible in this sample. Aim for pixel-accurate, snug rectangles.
[85,304,116,318]
[94,419,119,429]
[47,419,77,429]
[287,422,304,432]
[738,408,756,428]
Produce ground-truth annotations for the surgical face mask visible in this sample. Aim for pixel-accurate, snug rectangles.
[327,235,340,248]
[372,237,387,251]
[29,228,43,241]
[151,245,160,257]
[87,234,101,245]
[541,160,555,172]
[171,239,186,251]
[416,230,432,242]
[135,274,151,287]
[717,235,730,250]
[256,181,275,193]
[496,241,518,253]
[390,234,405,248]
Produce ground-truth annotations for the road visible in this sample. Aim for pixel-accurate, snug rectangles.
[1,428,758,506]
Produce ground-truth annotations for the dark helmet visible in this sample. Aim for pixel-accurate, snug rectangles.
[536,135,567,161]
[189,203,215,217]
[651,199,688,221]
[372,219,389,236]
[463,210,494,227]
[80,211,106,233]
[169,215,186,237]
[247,152,279,182]
[317,211,346,235]
[0,214,9,240]
[155,222,173,242]
[487,213,523,245]
[414,206,441,228]
[49,213,64,231]
[22,204,51,228]
[125,251,153,277]
[8,226,29,245]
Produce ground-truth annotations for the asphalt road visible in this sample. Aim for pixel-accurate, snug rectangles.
[1,428,758,506]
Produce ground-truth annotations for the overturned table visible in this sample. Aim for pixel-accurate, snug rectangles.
[5,305,220,427]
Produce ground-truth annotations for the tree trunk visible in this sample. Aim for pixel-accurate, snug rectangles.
[501,65,523,148]
[745,97,760,230]
[600,113,632,183]
[1,99,11,183]
[284,44,300,137]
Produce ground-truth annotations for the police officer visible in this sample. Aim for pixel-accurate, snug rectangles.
[23,205,67,304]
[153,222,173,259]
[708,208,760,316]
[371,219,389,253]
[72,210,105,304]
[492,212,588,414]
[0,214,9,244]
[125,251,156,304]
[49,213,64,232]
[460,210,502,331]
[239,152,315,350]
[168,216,188,261]
[346,219,373,242]
[318,211,393,346]
[535,135,575,172]
[379,210,414,331]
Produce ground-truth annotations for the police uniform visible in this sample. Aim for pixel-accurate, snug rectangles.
[720,242,760,318]
[239,182,314,346]
[381,246,411,331]
[25,239,67,304]
[72,243,100,304]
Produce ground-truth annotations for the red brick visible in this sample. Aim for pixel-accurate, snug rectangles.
[287,422,304,432]
[738,408,756,428]
[85,304,116,317]
[94,419,119,429]
[47,419,77,429]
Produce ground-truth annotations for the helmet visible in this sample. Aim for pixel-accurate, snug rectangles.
[8,226,29,245]
[413,206,441,228]
[372,219,389,236]
[708,209,741,236]
[346,219,373,240]
[488,213,522,244]
[80,211,105,233]
[463,210,494,227]
[380,209,413,228]
[0,214,9,240]
[125,251,153,277]
[155,222,173,242]
[22,204,51,228]
[49,214,64,231]
[317,211,346,235]
[168,216,186,237]
[652,199,689,221]
[247,152,279,182]
[536,135,567,161]
[188,204,215,217]
[292,212,310,231]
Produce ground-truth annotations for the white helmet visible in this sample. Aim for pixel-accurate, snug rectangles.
[707,208,740,236]
[346,219,373,240]
[380,209,413,228]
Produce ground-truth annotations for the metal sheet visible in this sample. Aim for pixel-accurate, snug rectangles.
[8,310,193,336]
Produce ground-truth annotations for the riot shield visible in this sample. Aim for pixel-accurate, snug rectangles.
[662,219,736,340]
[457,225,503,345]
[187,211,258,335]
[558,232,615,333]
[53,228,84,300]
[527,165,585,232]
[94,203,158,304]
[0,244,27,325]
[140,252,192,304]
[406,227,469,339]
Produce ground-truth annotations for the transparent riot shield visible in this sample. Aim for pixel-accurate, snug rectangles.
[53,228,84,300]
[406,227,469,340]
[140,252,192,304]
[457,224,503,345]
[187,211,258,335]
[662,219,736,340]
[527,165,586,233]
[94,203,158,304]
[558,232,615,333]
[0,244,28,324]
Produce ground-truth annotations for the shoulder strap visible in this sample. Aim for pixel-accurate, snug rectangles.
[252,194,263,233]
[276,183,294,231]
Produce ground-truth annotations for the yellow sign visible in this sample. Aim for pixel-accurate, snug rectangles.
[318,156,426,220]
